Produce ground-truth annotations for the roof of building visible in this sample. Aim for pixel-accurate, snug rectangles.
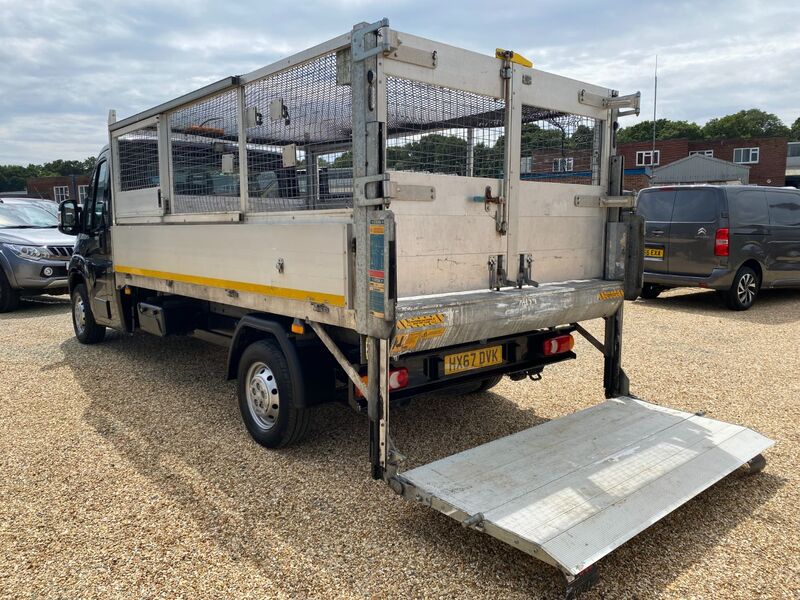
[650,154,750,184]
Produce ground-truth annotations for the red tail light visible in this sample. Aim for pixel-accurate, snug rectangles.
[714,228,729,256]
[543,334,575,356]
[356,367,409,397]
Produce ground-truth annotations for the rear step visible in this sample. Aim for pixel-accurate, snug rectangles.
[395,396,773,597]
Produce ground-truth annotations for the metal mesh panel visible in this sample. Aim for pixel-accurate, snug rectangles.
[244,52,353,212]
[519,106,601,185]
[117,125,159,192]
[169,90,240,213]
[386,77,506,179]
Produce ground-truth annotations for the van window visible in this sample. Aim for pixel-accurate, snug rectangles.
[729,189,769,228]
[766,191,800,227]
[637,190,675,221]
[671,189,718,222]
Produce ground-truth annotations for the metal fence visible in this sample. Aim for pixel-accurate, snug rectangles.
[386,77,506,179]
[519,106,600,186]
[168,89,241,213]
[243,51,353,212]
[117,125,160,192]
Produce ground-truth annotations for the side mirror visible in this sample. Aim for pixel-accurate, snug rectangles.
[58,200,81,236]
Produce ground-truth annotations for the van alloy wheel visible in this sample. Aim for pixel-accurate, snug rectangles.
[246,361,280,430]
[736,272,757,306]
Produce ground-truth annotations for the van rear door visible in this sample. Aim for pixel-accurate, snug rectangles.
[666,188,722,277]
[636,188,675,274]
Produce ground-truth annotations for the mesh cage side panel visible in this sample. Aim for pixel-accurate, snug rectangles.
[118,125,160,192]
[386,77,506,179]
[169,90,241,213]
[519,106,601,185]
[244,52,353,213]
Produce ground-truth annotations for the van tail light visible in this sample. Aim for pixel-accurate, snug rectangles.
[356,367,409,397]
[714,228,729,256]
[543,334,575,356]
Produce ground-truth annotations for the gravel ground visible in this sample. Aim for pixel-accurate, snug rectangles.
[1,289,798,599]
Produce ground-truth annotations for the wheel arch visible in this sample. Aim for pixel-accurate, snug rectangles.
[227,315,307,408]
[738,258,763,288]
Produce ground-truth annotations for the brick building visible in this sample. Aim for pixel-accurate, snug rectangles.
[618,136,787,191]
[26,175,91,204]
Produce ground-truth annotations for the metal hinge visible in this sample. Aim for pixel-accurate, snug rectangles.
[352,18,394,61]
[578,89,641,117]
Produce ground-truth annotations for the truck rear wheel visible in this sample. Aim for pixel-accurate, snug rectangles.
[71,283,106,343]
[237,339,310,448]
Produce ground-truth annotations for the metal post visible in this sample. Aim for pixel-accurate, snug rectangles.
[236,85,250,214]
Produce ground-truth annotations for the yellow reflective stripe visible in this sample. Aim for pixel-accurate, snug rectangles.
[114,265,346,307]
[598,289,624,301]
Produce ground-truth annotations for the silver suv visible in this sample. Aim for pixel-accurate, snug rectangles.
[0,200,75,312]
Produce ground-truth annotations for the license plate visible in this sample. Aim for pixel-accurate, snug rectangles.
[444,345,503,375]
[644,247,664,259]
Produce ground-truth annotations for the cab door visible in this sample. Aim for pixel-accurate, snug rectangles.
[80,153,122,327]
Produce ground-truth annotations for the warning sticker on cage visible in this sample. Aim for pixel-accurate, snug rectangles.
[369,219,386,318]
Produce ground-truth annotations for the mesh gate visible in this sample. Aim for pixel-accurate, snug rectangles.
[117,125,160,192]
[519,106,600,186]
[168,90,241,213]
[386,77,506,179]
[244,52,353,213]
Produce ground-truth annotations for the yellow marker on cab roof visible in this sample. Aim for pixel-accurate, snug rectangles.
[495,48,533,68]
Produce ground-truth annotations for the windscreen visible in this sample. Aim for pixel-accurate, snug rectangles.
[0,203,58,227]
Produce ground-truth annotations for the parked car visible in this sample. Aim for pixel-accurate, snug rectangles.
[0,200,75,312]
[1,197,60,217]
[636,185,800,310]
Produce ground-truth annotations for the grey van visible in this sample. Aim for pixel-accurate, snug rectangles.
[636,185,800,310]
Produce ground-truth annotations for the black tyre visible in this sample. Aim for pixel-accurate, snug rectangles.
[71,283,106,344]
[237,339,310,448]
[639,284,663,300]
[0,269,20,313]
[725,266,759,311]
[475,374,503,392]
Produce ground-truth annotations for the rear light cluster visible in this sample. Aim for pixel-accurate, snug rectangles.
[356,367,409,397]
[543,334,574,356]
[714,228,729,257]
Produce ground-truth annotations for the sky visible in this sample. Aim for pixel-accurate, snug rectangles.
[1,0,799,165]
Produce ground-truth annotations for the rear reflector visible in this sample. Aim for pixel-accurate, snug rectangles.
[543,334,575,356]
[715,228,729,256]
[357,367,409,397]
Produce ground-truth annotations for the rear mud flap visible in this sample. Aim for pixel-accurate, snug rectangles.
[397,396,774,595]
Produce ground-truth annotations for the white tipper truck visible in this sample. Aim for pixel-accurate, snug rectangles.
[58,19,773,597]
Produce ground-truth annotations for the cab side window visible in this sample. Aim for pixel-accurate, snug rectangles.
[766,191,800,227]
[87,161,110,231]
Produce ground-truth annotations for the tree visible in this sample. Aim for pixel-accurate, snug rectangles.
[0,157,97,193]
[790,117,800,141]
[617,119,703,143]
[701,109,790,139]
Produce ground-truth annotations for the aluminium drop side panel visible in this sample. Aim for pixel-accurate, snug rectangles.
[389,171,506,297]
[400,395,774,576]
[111,222,352,326]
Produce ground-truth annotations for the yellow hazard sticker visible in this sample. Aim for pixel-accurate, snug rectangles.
[598,289,624,301]
[397,313,446,330]
[392,327,446,353]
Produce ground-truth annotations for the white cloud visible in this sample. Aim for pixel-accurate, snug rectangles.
[0,0,798,164]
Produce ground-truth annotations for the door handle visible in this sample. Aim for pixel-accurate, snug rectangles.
[651,229,664,236]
